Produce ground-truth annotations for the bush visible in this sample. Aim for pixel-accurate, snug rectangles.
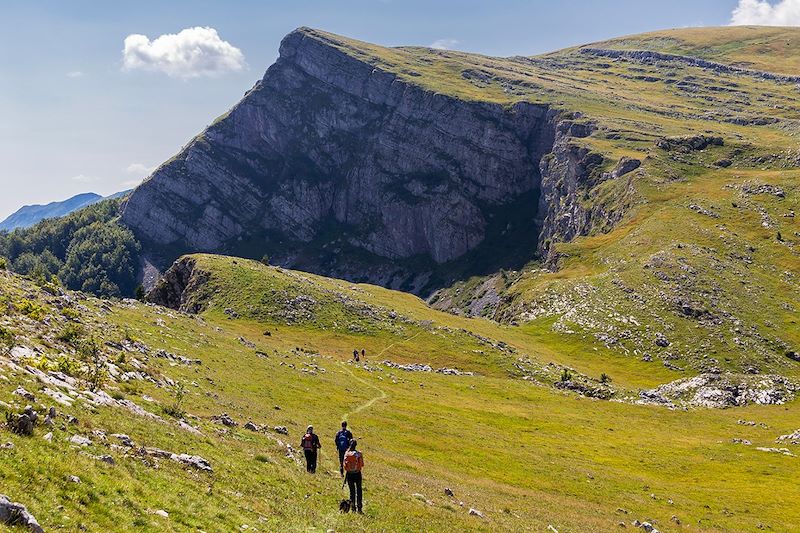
[600,373,612,384]
[79,338,107,392]
[16,299,47,321]
[560,368,572,382]
[0,256,6,270]
[56,323,85,344]
[163,381,188,419]
[56,355,82,376]
[0,326,14,351]
[61,307,80,320]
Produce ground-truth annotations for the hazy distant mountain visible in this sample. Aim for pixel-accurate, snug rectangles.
[0,190,131,232]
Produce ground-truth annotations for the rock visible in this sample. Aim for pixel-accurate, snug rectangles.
[212,413,237,427]
[273,426,288,435]
[122,29,610,297]
[641,373,797,408]
[42,432,52,442]
[0,494,44,533]
[68,475,81,483]
[69,435,92,447]
[444,487,454,497]
[777,428,800,444]
[1,442,14,450]
[732,438,752,445]
[12,387,34,401]
[244,421,260,432]
[654,333,670,347]
[154,509,169,518]
[468,508,485,518]
[603,157,641,180]
[111,434,135,447]
[756,447,796,457]
[638,522,660,533]
[43,407,56,428]
[172,453,212,472]
[655,134,723,152]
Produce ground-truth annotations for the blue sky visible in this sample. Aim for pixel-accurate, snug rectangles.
[0,0,786,219]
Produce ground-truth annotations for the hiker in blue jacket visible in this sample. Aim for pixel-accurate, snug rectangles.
[335,421,354,476]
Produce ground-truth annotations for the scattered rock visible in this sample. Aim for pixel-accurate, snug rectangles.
[154,509,169,518]
[603,157,641,180]
[756,447,796,457]
[12,387,34,401]
[468,508,485,518]
[68,475,81,483]
[212,413,237,427]
[641,373,797,408]
[69,435,92,447]
[444,487,454,497]
[777,429,800,444]
[273,426,288,435]
[0,494,44,533]
[732,438,752,445]
[244,421,260,432]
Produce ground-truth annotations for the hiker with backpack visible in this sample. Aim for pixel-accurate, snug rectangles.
[301,425,321,473]
[343,439,364,513]
[353,349,360,362]
[334,421,354,476]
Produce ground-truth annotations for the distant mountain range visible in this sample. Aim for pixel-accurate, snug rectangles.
[0,190,131,232]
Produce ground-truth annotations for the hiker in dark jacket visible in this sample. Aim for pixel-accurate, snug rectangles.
[334,421,353,476]
[353,349,360,362]
[343,439,364,513]
[301,425,321,473]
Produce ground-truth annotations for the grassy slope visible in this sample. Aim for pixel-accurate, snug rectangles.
[2,256,800,532]
[299,25,800,371]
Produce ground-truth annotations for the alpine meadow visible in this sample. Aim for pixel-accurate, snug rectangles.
[1,7,800,533]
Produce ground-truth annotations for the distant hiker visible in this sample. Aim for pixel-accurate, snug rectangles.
[353,349,360,362]
[343,439,364,513]
[301,425,321,473]
[361,348,366,360]
[335,421,354,476]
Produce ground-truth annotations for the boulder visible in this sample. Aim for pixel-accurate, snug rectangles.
[0,495,44,533]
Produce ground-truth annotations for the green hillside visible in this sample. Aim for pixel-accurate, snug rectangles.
[1,255,799,531]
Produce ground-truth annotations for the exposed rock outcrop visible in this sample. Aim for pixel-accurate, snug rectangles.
[123,28,619,293]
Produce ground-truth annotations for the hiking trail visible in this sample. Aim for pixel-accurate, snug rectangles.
[340,330,424,420]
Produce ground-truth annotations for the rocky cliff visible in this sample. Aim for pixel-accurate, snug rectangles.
[122,28,618,293]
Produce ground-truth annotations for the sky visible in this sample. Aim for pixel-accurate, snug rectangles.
[0,0,796,220]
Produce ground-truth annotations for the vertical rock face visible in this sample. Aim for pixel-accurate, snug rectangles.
[122,28,621,292]
[122,29,559,280]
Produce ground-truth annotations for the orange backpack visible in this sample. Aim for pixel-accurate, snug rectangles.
[343,450,362,473]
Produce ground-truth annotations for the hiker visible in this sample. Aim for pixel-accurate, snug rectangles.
[361,348,366,360]
[301,425,321,473]
[353,349,360,362]
[343,439,364,513]
[335,421,354,476]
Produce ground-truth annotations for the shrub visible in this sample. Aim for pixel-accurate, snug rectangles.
[163,381,188,419]
[61,307,80,320]
[260,254,270,266]
[56,355,82,376]
[600,373,612,384]
[134,285,145,301]
[560,368,572,382]
[0,256,6,270]
[79,338,107,392]
[16,299,47,321]
[0,326,14,351]
[56,323,85,344]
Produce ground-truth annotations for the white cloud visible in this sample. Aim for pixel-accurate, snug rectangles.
[430,38,460,50]
[122,26,246,79]
[125,163,155,176]
[71,174,100,183]
[731,0,800,25]
[66,71,83,78]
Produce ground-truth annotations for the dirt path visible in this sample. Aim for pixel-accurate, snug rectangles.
[340,330,424,420]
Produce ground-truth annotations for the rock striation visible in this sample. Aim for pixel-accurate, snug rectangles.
[122,28,615,292]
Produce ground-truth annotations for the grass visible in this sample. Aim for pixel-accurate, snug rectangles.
[2,256,800,531]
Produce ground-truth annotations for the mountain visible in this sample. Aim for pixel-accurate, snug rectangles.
[118,26,800,376]
[0,190,132,232]
[0,193,102,232]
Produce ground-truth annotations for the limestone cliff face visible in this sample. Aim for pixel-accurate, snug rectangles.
[122,28,622,292]
[123,29,556,269]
